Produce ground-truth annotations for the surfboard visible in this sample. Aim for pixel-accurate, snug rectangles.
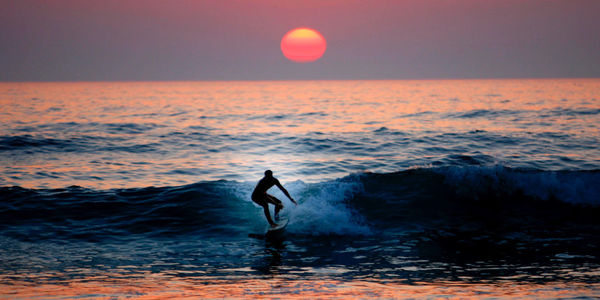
[248,218,289,240]
[266,218,288,234]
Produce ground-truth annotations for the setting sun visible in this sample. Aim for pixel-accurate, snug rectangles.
[280,28,326,63]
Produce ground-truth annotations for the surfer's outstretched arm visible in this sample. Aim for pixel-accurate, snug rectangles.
[276,180,297,205]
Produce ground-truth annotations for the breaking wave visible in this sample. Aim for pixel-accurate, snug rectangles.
[1,166,598,242]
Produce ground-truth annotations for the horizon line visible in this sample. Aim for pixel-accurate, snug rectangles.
[2,76,600,84]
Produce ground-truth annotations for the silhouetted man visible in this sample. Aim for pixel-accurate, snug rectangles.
[252,170,297,227]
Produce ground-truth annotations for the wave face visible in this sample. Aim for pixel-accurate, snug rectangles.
[1,167,598,242]
[350,167,600,236]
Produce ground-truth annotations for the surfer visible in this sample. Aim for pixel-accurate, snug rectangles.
[252,170,297,227]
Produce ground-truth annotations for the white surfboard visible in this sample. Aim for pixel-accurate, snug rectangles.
[267,218,289,234]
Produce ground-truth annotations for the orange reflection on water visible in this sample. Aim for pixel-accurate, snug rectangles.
[2,79,598,136]
[2,273,599,299]
[1,79,599,188]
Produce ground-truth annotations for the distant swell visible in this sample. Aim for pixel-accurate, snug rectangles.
[1,166,599,242]
[0,134,159,153]
[447,108,600,119]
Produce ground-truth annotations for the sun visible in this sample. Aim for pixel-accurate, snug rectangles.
[280,28,327,63]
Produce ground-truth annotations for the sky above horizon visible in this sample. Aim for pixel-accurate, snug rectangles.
[1,0,599,81]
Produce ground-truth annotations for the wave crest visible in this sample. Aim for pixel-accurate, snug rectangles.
[1,166,598,241]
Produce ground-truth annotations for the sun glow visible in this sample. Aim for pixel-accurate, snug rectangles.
[280,28,327,63]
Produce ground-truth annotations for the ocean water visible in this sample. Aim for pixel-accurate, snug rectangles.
[1,79,599,298]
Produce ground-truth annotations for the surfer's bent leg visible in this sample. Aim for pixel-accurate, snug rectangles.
[266,194,284,220]
[252,193,276,226]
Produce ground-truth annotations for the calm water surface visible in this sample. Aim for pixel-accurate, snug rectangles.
[1,79,598,188]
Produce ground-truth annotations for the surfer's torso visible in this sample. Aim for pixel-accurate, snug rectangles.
[252,176,279,197]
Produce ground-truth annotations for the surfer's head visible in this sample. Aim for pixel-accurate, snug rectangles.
[264,170,273,177]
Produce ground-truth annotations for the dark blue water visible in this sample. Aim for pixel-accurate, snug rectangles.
[1,167,599,284]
